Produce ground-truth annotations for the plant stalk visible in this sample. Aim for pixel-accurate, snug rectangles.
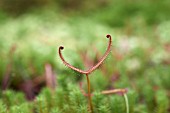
[123,93,129,113]
[86,74,93,113]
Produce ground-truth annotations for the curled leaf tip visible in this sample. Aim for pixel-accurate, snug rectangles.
[106,34,111,38]
[59,46,64,50]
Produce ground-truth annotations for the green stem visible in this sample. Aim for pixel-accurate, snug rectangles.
[123,93,129,113]
[86,74,93,113]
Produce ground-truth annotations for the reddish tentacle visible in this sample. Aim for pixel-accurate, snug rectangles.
[58,35,112,74]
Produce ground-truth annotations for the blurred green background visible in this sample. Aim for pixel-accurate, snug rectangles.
[0,0,170,112]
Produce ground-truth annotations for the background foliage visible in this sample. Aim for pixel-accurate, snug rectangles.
[0,0,170,112]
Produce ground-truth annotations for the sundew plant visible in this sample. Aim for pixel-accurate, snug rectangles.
[59,35,129,113]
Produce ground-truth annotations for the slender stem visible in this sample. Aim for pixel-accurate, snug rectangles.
[86,74,93,113]
[123,93,129,113]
